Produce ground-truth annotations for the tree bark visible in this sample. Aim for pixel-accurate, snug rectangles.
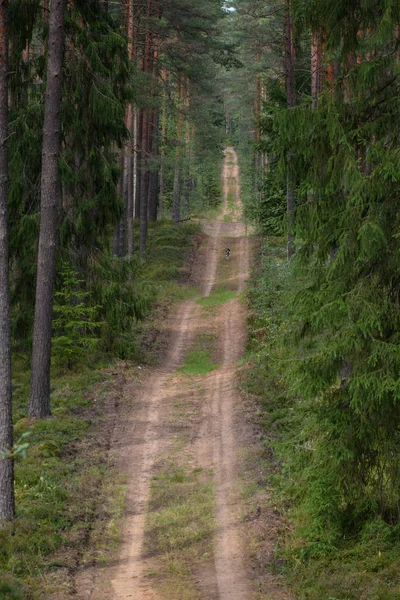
[183,82,191,214]
[113,149,125,257]
[139,108,149,254]
[285,0,295,259]
[118,148,127,256]
[29,0,67,419]
[139,0,152,254]
[311,30,323,108]
[172,80,184,223]
[148,111,159,222]
[134,109,142,221]
[159,66,167,215]
[124,0,134,257]
[126,105,134,256]
[0,0,15,525]
[172,164,180,223]
[255,51,261,143]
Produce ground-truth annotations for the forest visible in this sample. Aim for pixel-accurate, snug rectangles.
[1,0,400,599]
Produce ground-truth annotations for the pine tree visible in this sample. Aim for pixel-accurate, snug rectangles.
[0,0,15,524]
[29,0,67,419]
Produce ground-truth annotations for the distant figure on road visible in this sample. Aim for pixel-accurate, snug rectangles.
[225,248,231,260]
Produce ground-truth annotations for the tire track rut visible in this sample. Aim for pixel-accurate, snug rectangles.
[78,147,254,600]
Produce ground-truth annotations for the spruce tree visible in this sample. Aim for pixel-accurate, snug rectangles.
[258,0,400,542]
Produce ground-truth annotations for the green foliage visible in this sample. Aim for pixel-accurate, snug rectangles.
[246,240,400,598]
[87,221,199,360]
[0,365,120,599]
[8,0,130,346]
[89,253,154,358]
[52,264,102,370]
[236,0,400,574]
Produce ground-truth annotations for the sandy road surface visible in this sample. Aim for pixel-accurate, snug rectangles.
[76,147,288,600]
[194,148,252,600]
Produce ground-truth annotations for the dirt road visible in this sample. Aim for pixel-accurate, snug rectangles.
[78,148,290,600]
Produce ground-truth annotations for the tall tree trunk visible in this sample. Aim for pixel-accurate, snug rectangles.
[113,149,125,256]
[125,0,134,257]
[147,30,160,222]
[255,51,261,145]
[172,165,180,223]
[117,0,134,258]
[183,84,191,214]
[159,66,167,214]
[29,0,67,419]
[133,108,138,218]
[311,30,324,108]
[139,108,149,254]
[126,106,134,256]
[172,80,184,223]
[139,0,152,254]
[133,0,142,224]
[285,0,295,259]
[118,149,127,256]
[148,111,159,222]
[134,109,142,221]
[0,0,15,525]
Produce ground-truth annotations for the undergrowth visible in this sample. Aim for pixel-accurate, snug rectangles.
[89,220,200,361]
[245,238,400,600]
[1,366,125,599]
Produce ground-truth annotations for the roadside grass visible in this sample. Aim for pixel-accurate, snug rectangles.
[245,238,400,600]
[227,190,235,212]
[1,220,201,600]
[287,543,400,600]
[146,459,215,600]
[179,349,217,376]
[179,334,218,376]
[1,366,126,600]
[196,286,237,310]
